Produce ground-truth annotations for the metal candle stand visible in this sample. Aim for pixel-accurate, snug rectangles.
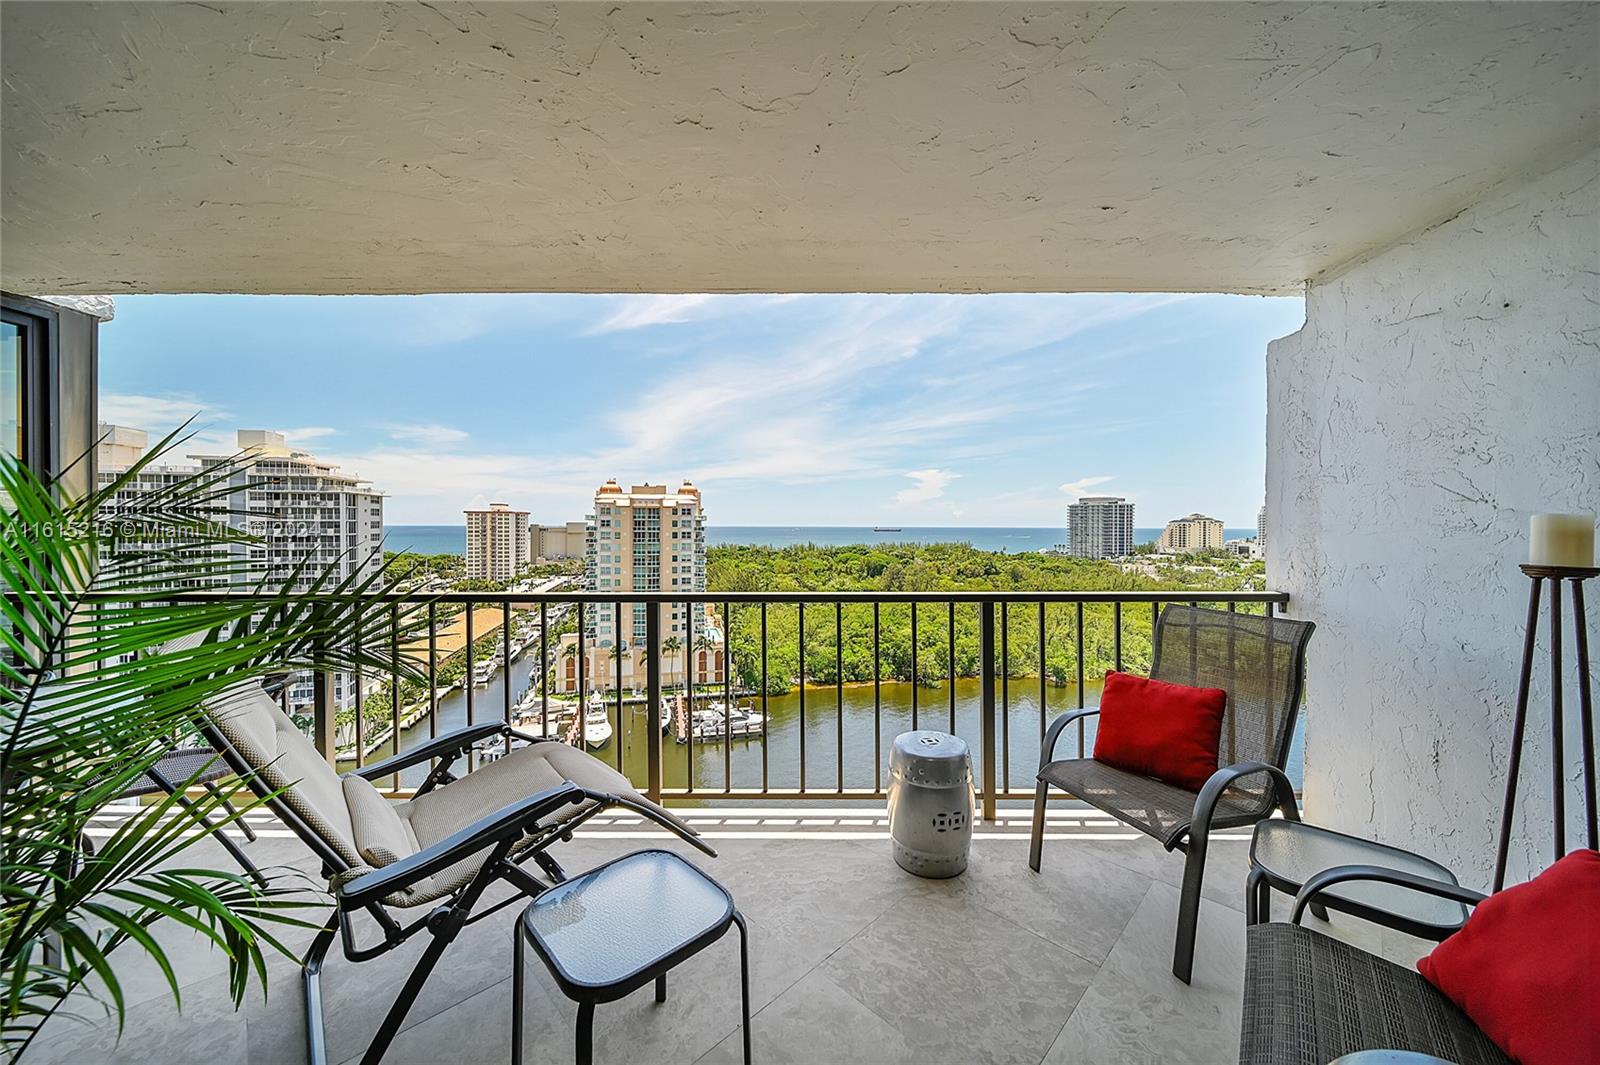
[1492,564,1598,892]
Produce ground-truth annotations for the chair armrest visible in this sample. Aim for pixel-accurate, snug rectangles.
[1187,761,1297,846]
[351,723,506,781]
[337,782,587,908]
[1291,864,1488,926]
[1041,707,1100,764]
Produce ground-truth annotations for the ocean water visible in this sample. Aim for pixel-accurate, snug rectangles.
[386,524,1257,556]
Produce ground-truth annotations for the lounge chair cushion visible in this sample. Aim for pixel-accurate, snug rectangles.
[203,681,697,907]
[205,683,364,869]
[343,774,418,867]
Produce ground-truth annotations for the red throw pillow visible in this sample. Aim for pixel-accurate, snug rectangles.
[1091,670,1226,792]
[1417,848,1600,1065]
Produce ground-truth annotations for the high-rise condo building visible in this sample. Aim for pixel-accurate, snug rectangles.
[1066,495,1135,559]
[1258,504,1268,556]
[96,427,384,708]
[465,502,530,581]
[532,521,589,561]
[556,479,722,693]
[1157,513,1226,553]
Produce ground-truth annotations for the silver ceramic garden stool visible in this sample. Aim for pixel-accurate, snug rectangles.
[887,730,975,878]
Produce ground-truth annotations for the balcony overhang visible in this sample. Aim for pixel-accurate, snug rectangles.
[1,1,1594,297]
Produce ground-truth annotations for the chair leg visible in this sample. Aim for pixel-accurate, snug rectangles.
[303,910,339,1065]
[1028,780,1049,873]
[576,1002,595,1065]
[734,911,752,1065]
[359,917,461,1065]
[512,923,526,1065]
[655,973,667,1003]
[1172,834,1209,984]
[204,781,258,842]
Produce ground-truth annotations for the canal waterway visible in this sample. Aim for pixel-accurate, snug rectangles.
[365,662,1305,795]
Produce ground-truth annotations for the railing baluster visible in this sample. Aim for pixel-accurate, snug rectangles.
[1113,600,1123,673]
[427,601,438,742]
[1001,600,1009,793]
[539,600,549,744]
[948,601,957,734]
[646,600,662,802]
[760,601,769,794]
[353,603,365,770]
[465,600,475,729]
[585,601,592,751]
[798,601,806,793]
[1038,601,1047,751]
[725,600,733,793]
[390,602,400,791]
[312,605,334,765]
[873,602,881,793]
[686,600,694,793]
[979,602,997,821]
[616,600,624,774]
[502,600,513,753]
[1076,601,1086,754]
[1225,600,1238,764]
[910,603,918,730]
[836,600,844,794]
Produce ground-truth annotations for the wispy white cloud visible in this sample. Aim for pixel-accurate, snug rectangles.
[894,469,959,505]
[1059,476,1117,498]
[100,392,225,430]
[589,295,718,334]
[386,423,469,448]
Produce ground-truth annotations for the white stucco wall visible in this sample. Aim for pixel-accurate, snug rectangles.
[1268,148,1600,889]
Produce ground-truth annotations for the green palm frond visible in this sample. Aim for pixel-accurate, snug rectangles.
[1,427,432,1058]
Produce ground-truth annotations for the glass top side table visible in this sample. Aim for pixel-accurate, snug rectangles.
[1248,820,1470,940]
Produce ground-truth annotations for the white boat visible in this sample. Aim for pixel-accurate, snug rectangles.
[660,696,677,734]
[583,692,613,748]
[678,700,766,743]
[472,661,497,687]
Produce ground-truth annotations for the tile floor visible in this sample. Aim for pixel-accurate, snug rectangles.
[23,804,1431,1065]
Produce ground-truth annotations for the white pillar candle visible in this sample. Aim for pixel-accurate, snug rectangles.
[1529,513,1596,568]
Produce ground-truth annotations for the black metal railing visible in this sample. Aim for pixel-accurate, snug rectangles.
[239,589,1289,818]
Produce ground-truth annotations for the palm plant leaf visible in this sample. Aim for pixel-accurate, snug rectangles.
[1,427,430,1058]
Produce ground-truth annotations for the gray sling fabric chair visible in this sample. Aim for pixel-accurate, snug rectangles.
[195,681,713,1065]
[1029,604,1315,983]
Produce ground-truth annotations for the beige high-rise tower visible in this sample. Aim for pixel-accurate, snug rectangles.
[465,502,531,581]
[556,479,722,693]
[1157,513,1226,553]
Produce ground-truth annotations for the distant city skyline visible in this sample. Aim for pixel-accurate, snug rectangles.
[96,292,1304,526]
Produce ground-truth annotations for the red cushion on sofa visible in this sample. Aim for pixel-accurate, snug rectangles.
[1417,848,1600,1065]
[1091,670,1226,792]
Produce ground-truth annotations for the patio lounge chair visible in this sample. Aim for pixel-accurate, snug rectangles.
[194,681,714,1065]
[1029,604,1315,982]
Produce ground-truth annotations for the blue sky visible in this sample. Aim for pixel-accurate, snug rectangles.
[98,293,1305,527]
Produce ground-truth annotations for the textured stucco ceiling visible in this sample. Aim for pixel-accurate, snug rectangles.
[1,2,1595,296]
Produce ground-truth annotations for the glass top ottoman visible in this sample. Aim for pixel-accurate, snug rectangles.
[1248,820,1469,940]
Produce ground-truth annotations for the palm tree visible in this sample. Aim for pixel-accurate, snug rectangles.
[0,427,426,1055]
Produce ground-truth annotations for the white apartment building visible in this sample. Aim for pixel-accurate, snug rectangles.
[465,502,530,581]
[1066,495,1135,559]
[97,426,384,708]
[556,479,722,693]
[1257,504,1268,557]
[1157,512,1226,553]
